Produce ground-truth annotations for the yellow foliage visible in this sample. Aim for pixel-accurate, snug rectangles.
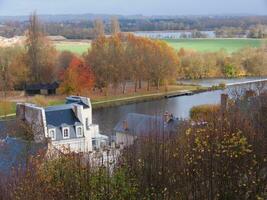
[31,95,48,107]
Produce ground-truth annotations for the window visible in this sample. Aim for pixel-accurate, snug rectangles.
[76,126,83,137]
[49,129,56,140]
[62,127,70,139]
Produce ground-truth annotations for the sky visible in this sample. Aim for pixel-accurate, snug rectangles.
[0,0,266,16]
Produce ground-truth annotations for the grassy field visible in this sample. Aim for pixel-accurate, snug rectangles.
[54,38,265,54]
[54,41,90,54]
[164,38,265,53]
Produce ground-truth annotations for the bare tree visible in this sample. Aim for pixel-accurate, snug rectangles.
[93,19,105,38]
[26,12,43,83]
[110,17,121,35]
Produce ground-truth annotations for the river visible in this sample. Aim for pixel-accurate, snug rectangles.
[93,77,267,134]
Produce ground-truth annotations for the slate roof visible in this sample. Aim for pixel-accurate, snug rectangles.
[66,96,90,108]
[0,119,18,139]
[0,137,47,176]
[45,105,83,141]
[114,113,180,136]
[25,82,59,91]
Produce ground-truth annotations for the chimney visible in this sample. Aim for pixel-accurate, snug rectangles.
[16,103,26,121]
[221,94,228,111]
[123,120,128,131]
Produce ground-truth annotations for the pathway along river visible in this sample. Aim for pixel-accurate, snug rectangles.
[93,77,267,134]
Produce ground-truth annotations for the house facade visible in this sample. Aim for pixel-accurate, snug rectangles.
[16,96,108,152]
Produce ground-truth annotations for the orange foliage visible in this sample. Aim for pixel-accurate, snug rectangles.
[59,57,95,95]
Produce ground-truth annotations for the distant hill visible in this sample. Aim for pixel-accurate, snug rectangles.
[0,14,266,23]
[0,14,146,23]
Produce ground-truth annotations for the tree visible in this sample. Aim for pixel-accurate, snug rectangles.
[25,12,57,84]
[0,47,26,94]
[110,17,121,35]
[223,64,236,78]
[59,57,95,95]
[85,36,110,93]
[93,19,105,38]
[57,50,75,79]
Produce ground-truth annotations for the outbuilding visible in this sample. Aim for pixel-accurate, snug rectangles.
[25,82,59,95]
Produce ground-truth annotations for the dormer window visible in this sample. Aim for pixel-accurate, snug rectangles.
[76,126,83,137]
[62,127,70,139]
[49,129,56,140]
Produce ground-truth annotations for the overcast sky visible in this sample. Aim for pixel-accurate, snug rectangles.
[0,0,266,16]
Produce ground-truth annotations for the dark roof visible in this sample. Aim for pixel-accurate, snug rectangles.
[114,113,180,136]
[0,119,18,139]
[66,96,90,109]
[0,137,47,175]
[45,107,81,127]
[25,82,59,91]
[45,105,83,141]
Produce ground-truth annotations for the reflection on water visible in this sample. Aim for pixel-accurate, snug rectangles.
[93,90,223,134]
[93,80,267,134]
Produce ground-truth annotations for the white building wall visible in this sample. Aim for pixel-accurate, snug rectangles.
[115,132,135,148]
[52,138,86,153]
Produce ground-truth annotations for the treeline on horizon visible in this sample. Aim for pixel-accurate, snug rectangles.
[0,13,267,96]
[0,15,267,39]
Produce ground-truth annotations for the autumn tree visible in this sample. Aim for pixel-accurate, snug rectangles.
[151,40,178,89]
[93,19,105,38]
[56,50,75,79]
[85,36,111,93]
[59,57,95,95]
[86,34,179,93]
[0,48,15,97]
[25,12,57,84]
[110,17,121,35]
[0,47,27,94]
[125,34,146,92]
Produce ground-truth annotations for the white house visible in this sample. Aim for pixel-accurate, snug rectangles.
[16,96,108,153]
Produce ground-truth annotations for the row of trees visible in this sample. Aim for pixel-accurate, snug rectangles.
[85,34,178,93]
[178,46,267,79]
[1,13,267,96]
[1,15,267,39]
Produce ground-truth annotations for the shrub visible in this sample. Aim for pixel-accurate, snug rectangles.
[31,95,48,107]
[0,100,14,117]
[190,104,220,120]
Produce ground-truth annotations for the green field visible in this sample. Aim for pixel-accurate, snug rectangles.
[164,38,265,53]
[55,42,90,54]
[54,39,266,54]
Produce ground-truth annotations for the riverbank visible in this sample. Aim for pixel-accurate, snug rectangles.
[92,87,209,110]
[0,84,206,119]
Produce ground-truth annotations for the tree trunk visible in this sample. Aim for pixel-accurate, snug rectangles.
[122,81,126,94]
[147,80,150,91]
[157,79,160,90]
[164,80,168,92]
[138,79,142,89]
[134,80,137,92]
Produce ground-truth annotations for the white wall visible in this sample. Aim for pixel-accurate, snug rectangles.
[115,132,135,148]
[52,138,87,153]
